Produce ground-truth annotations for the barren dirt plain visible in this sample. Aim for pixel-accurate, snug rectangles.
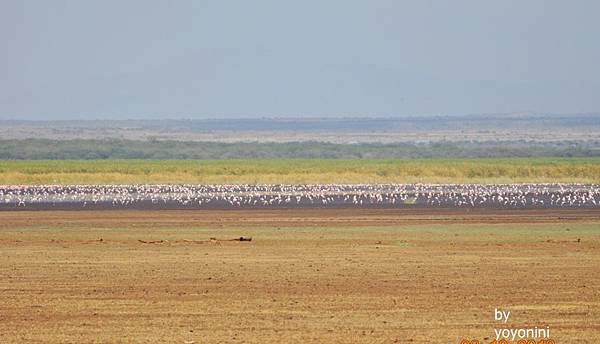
[1,209,599,343]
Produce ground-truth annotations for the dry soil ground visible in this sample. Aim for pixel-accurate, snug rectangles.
[1,209,599,343]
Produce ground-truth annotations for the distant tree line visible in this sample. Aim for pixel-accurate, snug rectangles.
[0,139,599,160]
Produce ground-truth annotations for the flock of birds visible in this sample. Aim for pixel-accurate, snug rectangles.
[0,183,599,209]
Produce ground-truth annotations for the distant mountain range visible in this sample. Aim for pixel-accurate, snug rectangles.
[1,114,599,144]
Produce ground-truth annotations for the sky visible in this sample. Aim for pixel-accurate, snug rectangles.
[1,0,599,120]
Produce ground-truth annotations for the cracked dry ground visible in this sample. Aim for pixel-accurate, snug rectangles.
[1,209,599,343]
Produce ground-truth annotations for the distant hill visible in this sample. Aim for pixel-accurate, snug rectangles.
[1,114,599,144]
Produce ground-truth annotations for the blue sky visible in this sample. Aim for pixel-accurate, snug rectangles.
[1,0,599,119]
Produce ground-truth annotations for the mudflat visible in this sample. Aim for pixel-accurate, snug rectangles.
[1,209,599,343]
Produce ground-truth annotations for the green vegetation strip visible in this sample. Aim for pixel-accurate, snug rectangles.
[1,159,599,185]
[1,139,600,160]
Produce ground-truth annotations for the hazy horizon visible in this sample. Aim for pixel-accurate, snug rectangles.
[2,1,599,120]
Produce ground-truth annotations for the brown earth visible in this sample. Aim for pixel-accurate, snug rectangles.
[1,209,599,343]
